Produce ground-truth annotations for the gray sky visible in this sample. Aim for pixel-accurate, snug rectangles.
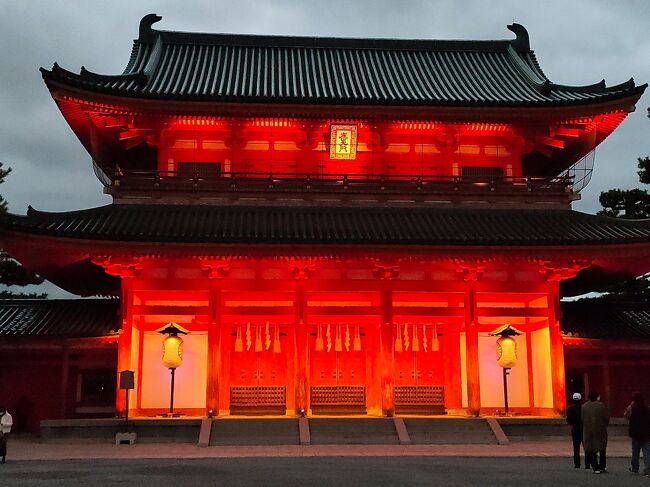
[1,0,649,296]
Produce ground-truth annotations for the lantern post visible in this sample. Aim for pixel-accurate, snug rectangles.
[156,323,189,416]
[489,325,522,415]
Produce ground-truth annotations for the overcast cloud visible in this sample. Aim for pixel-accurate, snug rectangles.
[1,0,649,296]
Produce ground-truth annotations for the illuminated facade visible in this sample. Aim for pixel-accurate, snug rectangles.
[3,15,649,418]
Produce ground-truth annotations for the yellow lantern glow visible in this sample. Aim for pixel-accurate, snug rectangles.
[156,322,189,369]
[496,335,517,368]
[490,324,522,369]
[162,334,184,369]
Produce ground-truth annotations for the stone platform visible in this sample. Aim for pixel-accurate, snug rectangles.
[38,416,630,447]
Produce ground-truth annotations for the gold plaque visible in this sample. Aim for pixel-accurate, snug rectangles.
[329,124,358,160]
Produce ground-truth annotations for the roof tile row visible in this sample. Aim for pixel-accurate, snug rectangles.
[7,204,650,247]
[41,16,646,106]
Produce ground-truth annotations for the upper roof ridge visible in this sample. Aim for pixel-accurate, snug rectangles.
[39,14,646,109]
[137,13,517,52]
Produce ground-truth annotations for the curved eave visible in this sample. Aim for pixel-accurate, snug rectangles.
[4,223,650,297]
[42,78,645,126]
[6,205,650,251]
[42,67,647,111]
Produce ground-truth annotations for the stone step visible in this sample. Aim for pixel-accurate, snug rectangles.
[309,418,399,445]
[40,418,202,443]
[404,418,497,444]
[497,418,628,442]
[209,418,300,446]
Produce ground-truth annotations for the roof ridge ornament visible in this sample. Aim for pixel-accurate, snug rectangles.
[507,23,530,53]
[139,13,162,43]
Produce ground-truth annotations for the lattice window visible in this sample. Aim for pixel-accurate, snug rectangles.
[310,386,365,406]
[394,385,444,406]
[230,386,286,407]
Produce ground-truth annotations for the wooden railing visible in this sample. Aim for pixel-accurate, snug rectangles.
[109,170,573,196]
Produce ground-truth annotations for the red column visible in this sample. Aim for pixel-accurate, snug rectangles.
[463,271,481,416]
[380,282,395,416]
[206,279,222,414]
[116,276,134,416]
[443,324,462,409]
[547,279,567,415]
[294,283,307,414]
[290,262,312,414]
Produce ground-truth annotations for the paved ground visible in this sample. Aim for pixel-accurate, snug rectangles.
[6,437,634,460]
[1,456,648,486]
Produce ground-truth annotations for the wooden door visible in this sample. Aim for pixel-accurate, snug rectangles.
[394,323,445,414]
[229,323,288,414]
[309,323,366,414]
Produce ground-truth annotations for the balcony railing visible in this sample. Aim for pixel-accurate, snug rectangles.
[110,170,573,196]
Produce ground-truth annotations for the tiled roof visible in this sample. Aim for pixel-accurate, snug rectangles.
[562,300,650,339]
[6,204,650,246]
[40,15,646,107]
[0,299,119,338]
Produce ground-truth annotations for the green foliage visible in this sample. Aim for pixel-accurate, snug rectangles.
[0,162,46,295]
[596,143,650,301]
[637,156,650,184]
[598,188,650,219]
[0,162,11,213]
[0,290,47,299]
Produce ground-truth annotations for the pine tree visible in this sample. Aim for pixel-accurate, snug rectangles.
[594,109,650,300]
[0,162,46,298]
[598,157,650,218]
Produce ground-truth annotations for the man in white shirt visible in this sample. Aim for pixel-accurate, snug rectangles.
[0,406,13,464]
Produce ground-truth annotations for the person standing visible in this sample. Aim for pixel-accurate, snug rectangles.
[0,406,13,464]
[582,391,610,474]
[567,392,588,469]
[624,392,650,475]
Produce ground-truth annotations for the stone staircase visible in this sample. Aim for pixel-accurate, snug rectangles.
[405,418,496,444]
[209,418,299,446]
[309,418,399,445]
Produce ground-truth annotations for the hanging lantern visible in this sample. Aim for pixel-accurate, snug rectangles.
[490,325,523,368]
[156,323,189,369]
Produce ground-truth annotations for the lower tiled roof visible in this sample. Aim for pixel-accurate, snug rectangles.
[0,299,119,338]
[561,300,650,339]
[5,205,650,246]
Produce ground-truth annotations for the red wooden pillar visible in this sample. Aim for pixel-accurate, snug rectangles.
[374,265,398,416]
[116,276,134,416]
[291,262,312,414]
[547,278,567,415]
[201,262,230,416]
[462,270,481,416]
[294,285,307,414]
[379,280,395,416]
[206,273,223,414]
[443,324,462,409]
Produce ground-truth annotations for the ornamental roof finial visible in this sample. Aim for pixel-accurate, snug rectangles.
[139,13,162,43]
[507,23,530,53]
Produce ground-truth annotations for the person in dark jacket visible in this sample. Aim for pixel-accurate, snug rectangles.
[624,392,650,475]
[583,390,609,474]
[566,392,589,469]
